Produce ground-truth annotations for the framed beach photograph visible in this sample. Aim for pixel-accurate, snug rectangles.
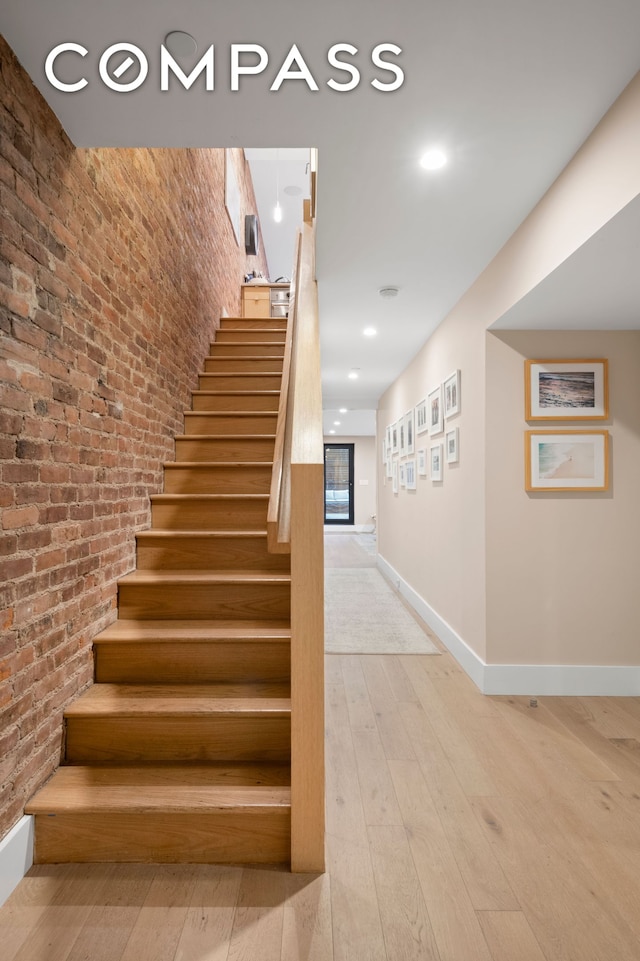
[443,369,461,418]
[430,443,443,482]
[525,359,608,420]
[405,459,417,490]
[525,430,609,491]
[415,397,429,434]
[417,448,427,476]
[428,385,443,435]
[405,409,415,455]
[445,427,459,464]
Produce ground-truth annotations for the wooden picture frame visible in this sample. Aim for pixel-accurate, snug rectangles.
[525,359,608,421]
[525,430,609,491]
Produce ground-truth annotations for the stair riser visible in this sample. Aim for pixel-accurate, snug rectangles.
[118,581,291,620]
[191,392,280,412]
[163,465,272,494]
[94,640,291,684]
[220,317,287,330]
[210,343,285,357]
[183,414,277,435]
[151,499,268,530]
[136,535,291,571]
[214,331,286,344]
[198,374,282,391]
[203,357,284,373]
[32,811,290,864]
[174,437,274,462]
[65,716,291,762]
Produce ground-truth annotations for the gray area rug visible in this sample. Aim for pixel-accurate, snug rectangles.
[325,568,440,654]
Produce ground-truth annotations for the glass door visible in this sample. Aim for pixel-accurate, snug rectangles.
[324,443,354,525]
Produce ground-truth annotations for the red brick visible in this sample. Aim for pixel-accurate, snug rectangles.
[2,505,39,530]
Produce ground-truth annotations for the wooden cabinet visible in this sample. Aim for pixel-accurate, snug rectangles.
[242,283,290,319]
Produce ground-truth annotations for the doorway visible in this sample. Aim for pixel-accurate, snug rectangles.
[324,443,354,525]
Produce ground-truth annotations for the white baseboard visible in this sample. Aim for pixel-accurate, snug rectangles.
[0,815,33,907]
[377,553,640,696]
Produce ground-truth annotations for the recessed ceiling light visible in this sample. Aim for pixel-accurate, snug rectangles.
[329,429,336,434]
[363,327,377,337]
[420,148,447,171]
[378,286,399,299]
[339,408,347,414]
[334,421,341,426]
[348,370,359,380]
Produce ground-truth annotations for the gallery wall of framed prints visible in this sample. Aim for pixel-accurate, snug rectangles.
[523,358,610,492]
[382,369,461,492]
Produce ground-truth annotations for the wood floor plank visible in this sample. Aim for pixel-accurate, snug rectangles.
[326,833,386,961]
[2,865,77,961]
[119,864,198,961]
[469,795,640,961]
[367,825,441,960]
[226,868,286,961]
[281,873,334,961]
[379,655,420,704]
[360,656,416,760]
[173,864,242,961]
[350,728,403,826]
[399,701,519,912]
[340,656,378,734]
[476,911,547,961]
[8,864,120,961]
[388,759,493,961]
[66,865,156,961]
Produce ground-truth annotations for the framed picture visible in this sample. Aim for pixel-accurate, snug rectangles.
[428,385,443,435]
[525,430,609,491]
[399,415,406,457]
[445,427,459,464]
[399,461,406,488]
[525,359,608,420]
[417,448,427,476]
[415,398,429,434]
[386,449,393,479]
[386,424,392,456]
[405,409,415,455]
[430,443,443,481]
[405,459,416,490]
[392,458,398,494]
[443,370,460,418]
[391,421,399,455]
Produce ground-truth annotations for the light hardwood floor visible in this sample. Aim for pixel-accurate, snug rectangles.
[3,531,640,960]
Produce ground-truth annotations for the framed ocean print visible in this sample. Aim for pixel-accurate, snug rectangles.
[443,369,460,418]
[445,427,459,464]
[415,397,429,434]
[525,359,608,420]
[525,430,609,491]
[428,385,443,435]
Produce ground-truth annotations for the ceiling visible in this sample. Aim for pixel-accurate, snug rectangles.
[2,0,640,437]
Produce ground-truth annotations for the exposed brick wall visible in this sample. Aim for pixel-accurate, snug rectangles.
[0,35,269,839]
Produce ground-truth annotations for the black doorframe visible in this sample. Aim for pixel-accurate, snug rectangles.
[323,443,355,525]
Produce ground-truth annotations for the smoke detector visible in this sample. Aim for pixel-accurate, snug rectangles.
[378,286,400,299]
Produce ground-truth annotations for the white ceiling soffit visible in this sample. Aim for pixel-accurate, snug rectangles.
[492,193,640,330]
[3,0,640,418]
[322,409,377,437]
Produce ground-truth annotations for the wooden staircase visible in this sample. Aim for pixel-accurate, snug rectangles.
[26,314,297,864]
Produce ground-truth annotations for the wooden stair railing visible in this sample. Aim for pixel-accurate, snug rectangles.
[268,222,325,873]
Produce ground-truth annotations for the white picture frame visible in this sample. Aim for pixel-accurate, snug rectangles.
[405,458,416,490]
[392,458,398,493]
[405,409,415,455]
[430,443,443,481]
[399,461,406,488]
[399,415,406,457]
[445,427,459,464]
[443,369,461,418]
[428,385,443,435]
[415,398,429,434]
[417,448,427,476]
[391,421,399,455]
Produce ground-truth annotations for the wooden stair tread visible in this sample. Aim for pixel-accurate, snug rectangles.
[184,411,277,417]
[191,390,280,397]
[174,434,276,440]
[163,461,272,469]
[150,492,269,501]
[95,618,291,642]
[119,569,290,585]
[27,765,291,814]
[136,530,270,539]
[65,683,291,716]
